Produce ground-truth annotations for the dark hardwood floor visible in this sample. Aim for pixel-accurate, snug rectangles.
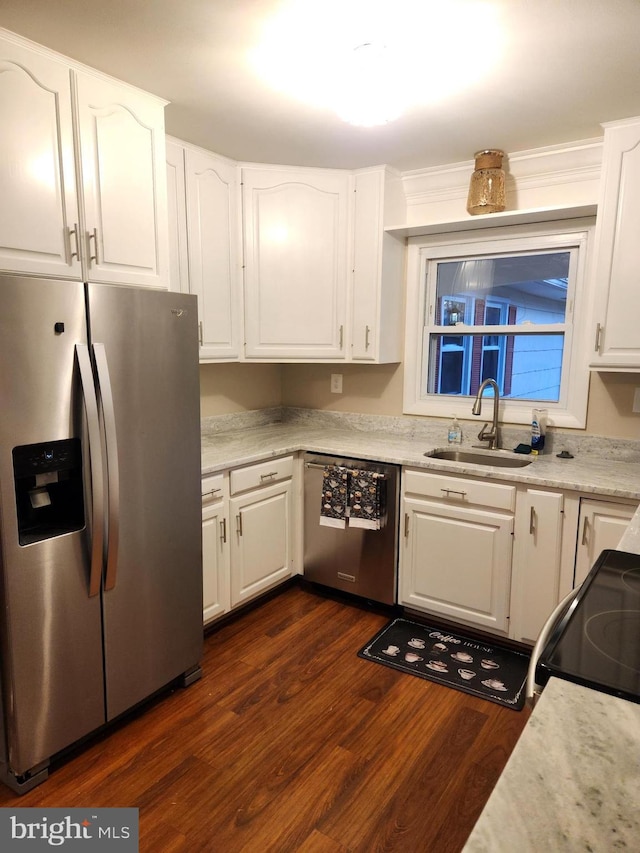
[0,585,530,851]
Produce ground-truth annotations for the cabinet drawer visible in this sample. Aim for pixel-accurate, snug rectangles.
[404,468,515,511]
[202,473,225,503]
[230,455,294,495]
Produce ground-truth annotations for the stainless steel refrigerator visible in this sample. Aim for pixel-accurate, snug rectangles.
[0,274,203,793]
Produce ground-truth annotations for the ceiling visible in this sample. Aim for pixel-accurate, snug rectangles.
[2,0,640,171]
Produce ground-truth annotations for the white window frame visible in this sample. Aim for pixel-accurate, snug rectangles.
[403,222,595,429]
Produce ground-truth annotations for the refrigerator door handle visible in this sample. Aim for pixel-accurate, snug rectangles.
[93,343,120,591]
[75,344,105,597]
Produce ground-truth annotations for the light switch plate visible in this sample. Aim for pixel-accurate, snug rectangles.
[633,387,640,413]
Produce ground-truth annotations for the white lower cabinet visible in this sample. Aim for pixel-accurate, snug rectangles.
[400,467,638,646]
[574,497,638,587]
[509,488,565,645]
[201,474,230,625]
[400,469,515,634]
[230,479,293,606]
[201,456,295,625]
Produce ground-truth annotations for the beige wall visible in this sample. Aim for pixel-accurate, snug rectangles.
[586,372,640,439]
[281,363,404,415]
[199,363,282,417]
[199,361,639,440]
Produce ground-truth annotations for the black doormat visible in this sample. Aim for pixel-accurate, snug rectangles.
[358,617,530,710]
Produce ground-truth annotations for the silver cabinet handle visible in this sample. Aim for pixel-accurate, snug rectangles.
[202,487,221,498]
[236,512,243,536]
[220,518,227,545]
[88,227,99,265]
[69,223,81,261]
[440,488,467,499]
[339,324,344,349]
[594,323,603,352]
[529,505,537,535]
[365,325,371,350]
[581,515,590,547]
[76,344,105,597]
[404,513,409,538]
[93,343,120,591]
[198,321,203,346]
[260,471,277,482]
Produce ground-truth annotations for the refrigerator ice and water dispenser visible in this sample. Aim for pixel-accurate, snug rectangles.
[12,438,85,545]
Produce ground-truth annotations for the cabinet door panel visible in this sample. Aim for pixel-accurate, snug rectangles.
[400,498,513,632]
[574,499,638,587]
[75,71,168,287]
[592,120,640,368]
[165,140,189,293]
[186,148,241,358]
[243,168,348,358]
[230,482,292,605]
[510,489,564,644]
[202,503,230,624]
[0,41,80,277]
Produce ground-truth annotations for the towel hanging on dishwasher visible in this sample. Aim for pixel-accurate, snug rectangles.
[319,465,348,528]
[348,469,386,530]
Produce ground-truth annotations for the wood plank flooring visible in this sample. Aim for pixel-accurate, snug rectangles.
[0,585,530,851]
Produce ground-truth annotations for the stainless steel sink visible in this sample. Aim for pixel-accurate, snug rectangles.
[424,448,533,468]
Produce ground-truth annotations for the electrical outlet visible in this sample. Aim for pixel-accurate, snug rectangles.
[633,387,640,414]
[330,373,343,394]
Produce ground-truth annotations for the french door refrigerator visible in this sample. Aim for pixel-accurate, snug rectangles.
[0,274,203,793]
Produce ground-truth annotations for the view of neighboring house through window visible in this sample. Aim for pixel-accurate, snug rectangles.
[403,227,593,428]
[426,250,571,402]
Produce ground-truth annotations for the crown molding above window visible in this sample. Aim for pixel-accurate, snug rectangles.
[394,138,603,232]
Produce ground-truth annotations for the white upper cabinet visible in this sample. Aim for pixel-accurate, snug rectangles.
[351,167,405,363]
[185,146,242,360]
[165,139,190,294]
[0,30,168,288]
[0,36,81,278]
[591,117,640,370]
[242,166,350,360]
[73,70,168,288]
[165,139,243,359]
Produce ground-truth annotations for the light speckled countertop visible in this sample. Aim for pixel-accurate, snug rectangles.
[463,677,640,851]
[201,409,640,552]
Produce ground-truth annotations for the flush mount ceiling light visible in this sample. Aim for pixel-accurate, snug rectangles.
[250,0,503,126]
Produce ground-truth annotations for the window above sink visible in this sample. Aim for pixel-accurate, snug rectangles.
[403,222,595,429]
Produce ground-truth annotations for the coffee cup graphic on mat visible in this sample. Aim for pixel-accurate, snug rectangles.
[382,645,400,656]
[481,659,500,669]
[408,638,426,649]
[458,669,476,680]
[451,651,473,663]
[404,652,423,663]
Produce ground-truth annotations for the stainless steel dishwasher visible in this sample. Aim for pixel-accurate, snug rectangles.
[303,453,400,605]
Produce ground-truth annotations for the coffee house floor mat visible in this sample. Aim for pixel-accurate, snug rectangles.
[358,617,530,710]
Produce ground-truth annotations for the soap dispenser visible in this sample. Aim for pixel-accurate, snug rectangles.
[448,416,462,445]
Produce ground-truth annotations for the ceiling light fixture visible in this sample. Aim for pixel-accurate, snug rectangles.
[250,0,504,127]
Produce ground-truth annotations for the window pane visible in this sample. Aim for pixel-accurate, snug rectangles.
[427,332,564,402]
[434,252,570,326]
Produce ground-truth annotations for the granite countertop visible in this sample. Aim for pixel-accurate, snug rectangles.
[201,412,640,554]
[463,677,640,851]
[201,420,640,502]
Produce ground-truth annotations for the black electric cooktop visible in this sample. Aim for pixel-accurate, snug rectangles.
[536,549,640,703]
